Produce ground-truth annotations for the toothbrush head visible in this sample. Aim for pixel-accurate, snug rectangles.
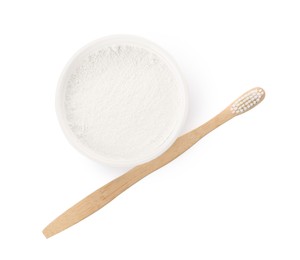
[230,87,265,115]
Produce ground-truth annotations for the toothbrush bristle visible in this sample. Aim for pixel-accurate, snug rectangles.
[230,87,265,115]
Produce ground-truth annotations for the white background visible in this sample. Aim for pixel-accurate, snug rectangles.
[0,0,299,259]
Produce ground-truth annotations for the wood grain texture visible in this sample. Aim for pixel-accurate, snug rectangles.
[43,87,265,238]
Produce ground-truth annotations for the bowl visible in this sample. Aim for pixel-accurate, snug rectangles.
[56,35,188,167]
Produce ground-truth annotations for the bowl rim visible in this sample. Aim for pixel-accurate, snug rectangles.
[56,34,189,167]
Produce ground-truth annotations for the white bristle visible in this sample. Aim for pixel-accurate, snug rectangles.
[231,88,265,115]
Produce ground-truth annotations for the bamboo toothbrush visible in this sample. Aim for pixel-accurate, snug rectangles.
[43,87,265,238]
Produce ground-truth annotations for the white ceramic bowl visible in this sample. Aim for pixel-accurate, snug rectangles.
[56,35,188,167]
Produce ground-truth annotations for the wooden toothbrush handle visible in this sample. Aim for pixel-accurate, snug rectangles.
[43,87,265,238]
[43,109,233,238]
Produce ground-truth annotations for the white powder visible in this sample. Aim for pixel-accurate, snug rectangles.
[62,43,185,164]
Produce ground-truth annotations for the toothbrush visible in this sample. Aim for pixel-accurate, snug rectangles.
[43,87,265,238]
